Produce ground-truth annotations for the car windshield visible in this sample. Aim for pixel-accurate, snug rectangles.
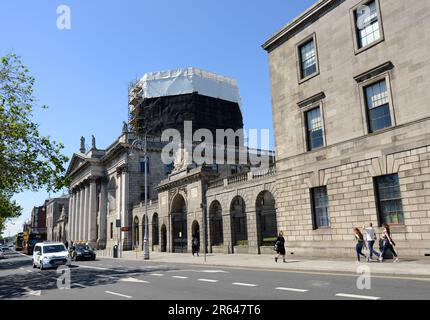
[76,245,91,250]
[42,245,66,254]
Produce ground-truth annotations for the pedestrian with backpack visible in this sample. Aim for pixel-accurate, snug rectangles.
[379,223,399,263]
[274,231,286,263]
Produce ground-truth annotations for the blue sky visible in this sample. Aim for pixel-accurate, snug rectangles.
[1,0,316,236]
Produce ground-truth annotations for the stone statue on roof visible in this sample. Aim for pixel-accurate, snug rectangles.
[80,136,86,154]
[122,121,129,134]
[92,135,96,150]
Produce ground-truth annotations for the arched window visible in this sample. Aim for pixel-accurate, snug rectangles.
[209,201,223,246]
[256,191,277,246]
[230,196,247,246]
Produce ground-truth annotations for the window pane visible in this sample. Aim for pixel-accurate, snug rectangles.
[356,1,381,48]
[375,174,404,225]
[306,107,324,150]
[365,80,392,132]
[312,187,330,228]
[300,40,317,78]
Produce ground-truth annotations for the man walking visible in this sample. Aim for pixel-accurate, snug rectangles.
[363,223,380,262]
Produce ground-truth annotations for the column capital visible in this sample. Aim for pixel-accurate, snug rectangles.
[88,175,99,184]
[116,164,129,175]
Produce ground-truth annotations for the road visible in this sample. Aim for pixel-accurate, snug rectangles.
[1,250,429,300]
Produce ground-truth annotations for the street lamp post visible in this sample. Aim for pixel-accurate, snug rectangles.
[130,135,150,260]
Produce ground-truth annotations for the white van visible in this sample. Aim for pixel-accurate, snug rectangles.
[32,242,71,270]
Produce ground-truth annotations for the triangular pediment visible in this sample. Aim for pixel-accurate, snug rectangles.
[66,154,88,176]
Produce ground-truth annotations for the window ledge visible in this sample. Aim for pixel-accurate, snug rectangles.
[354,37,384,55]
[298,71,320,85]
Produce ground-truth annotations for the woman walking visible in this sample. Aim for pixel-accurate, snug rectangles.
[274,231,286,263]
[379,223,399,263]
[363,223,380,262]
[353,227,367,263]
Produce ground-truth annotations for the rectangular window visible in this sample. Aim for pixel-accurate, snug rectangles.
[374,174,404,225]
[110,222,113,239]
[355,0,381,49]
[299,39,317,79]
[311,187,330,229]
[305,107,324,150]
[364,79,391,133]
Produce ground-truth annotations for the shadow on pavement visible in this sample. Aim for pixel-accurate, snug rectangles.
[0,261,180,300]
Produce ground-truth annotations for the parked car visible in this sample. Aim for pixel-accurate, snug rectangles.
[0,246,11,255]
[0,248,5,259]
[32,242,71,270]
[69,244,96,261]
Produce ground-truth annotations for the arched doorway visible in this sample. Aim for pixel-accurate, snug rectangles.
[152,213,159,248]
[209,201,223,248]
[256,191,277,247]
[160,225,167,252]
[171,194,187,253]
[133,216,139,248]
[230,196,247,246]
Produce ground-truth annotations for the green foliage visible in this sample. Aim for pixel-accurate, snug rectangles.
[0,53,69,229]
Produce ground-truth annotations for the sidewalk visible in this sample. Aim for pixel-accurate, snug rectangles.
[97,250,430,278]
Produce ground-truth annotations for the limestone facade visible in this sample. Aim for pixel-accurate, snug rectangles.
[263,0,430,256]
[46,196,69,243]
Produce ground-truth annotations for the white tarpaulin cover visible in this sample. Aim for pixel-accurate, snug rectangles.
[132,68,241,104]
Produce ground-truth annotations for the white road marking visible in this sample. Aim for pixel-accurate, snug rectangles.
[79,265,111,271]
[26,270,33,273]
[151,273,164,277]
[198,279,219,283]
[202,270,228,273]
[104,291,132,299]
[275,287,308,293]
[172,276,188,279]
[336,293,381,300]
[232,282,258,287]
[119,277,149,284]
[96,274,118,279]
[72,283,87,288]
[23,287,41,296]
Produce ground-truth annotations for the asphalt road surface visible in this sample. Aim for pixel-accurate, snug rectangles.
[1,250,429,300]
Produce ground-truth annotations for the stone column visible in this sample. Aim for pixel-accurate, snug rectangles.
[74,189,80,242]
[88,178,98,247]
[116,171,122,253]
[68,193,73,243]
[79,186,85,241]
[223,212,233,254]
[121,167,131,250]
[83,183,90,243]
[98,179,108,249]
[246,207,260,254]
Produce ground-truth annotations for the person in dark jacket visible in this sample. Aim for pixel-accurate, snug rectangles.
[275,231,286,263]
[192,235,199,257]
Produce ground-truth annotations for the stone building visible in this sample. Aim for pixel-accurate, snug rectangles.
[46,196,69,243]
[66,128,168,251]
[262,0,430,256]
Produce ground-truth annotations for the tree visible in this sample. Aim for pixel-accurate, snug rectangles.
[0,53,69,232]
